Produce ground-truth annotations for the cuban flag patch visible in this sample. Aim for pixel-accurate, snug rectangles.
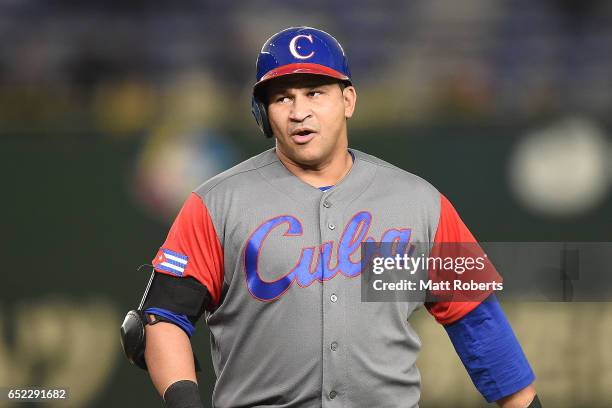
[154,248,189,276]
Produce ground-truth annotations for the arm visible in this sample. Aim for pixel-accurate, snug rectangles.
[427,194,539,405]
[497,384,537,407]
[125,193,223,405]
[443,296,538,405]
[144,321,198,397]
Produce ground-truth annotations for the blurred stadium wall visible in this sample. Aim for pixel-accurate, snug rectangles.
[1,1,611,407]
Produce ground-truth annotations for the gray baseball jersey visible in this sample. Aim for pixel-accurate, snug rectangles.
[151,147,481,408]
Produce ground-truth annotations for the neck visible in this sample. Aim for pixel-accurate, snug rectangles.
[275,144,353,188]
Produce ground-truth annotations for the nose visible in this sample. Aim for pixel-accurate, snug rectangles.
[288,94,312,122]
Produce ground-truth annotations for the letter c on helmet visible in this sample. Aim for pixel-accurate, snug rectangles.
[289,34,315,59]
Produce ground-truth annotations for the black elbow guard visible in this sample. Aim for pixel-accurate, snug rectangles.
[120,309,148,370]
[120,270,213,371]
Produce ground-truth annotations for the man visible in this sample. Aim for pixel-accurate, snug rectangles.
[121,27,540,408]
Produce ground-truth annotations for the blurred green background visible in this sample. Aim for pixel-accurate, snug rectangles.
[1,1,611,407]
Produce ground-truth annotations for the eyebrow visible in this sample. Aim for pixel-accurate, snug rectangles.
[267,81,335,96]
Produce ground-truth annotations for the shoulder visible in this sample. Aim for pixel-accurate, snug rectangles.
[351,148,440,198]
[192,148,277,198]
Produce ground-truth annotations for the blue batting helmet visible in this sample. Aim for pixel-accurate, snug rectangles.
[251,27,352,138]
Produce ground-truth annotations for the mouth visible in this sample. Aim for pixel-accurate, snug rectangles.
[290,128,318,144]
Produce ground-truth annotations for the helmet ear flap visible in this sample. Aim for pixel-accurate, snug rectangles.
[251,96,273,138]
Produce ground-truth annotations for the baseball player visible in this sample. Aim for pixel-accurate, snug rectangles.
[121,27,541,408]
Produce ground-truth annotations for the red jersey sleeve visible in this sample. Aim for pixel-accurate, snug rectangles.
[425,193,499,325]
[152,192,224,306]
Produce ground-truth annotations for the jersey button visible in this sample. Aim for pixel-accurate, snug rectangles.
[330,341,338,351]
[329,391,337,399]
[330,294,338,302]
[328,223,336,230]
[323,200,331,208]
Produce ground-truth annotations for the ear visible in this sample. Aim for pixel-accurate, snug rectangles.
[343,86,357,119]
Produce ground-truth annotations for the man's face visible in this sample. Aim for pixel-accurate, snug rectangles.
[264,74,356,168]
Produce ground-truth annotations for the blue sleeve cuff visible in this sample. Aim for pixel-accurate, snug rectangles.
[144,307,195,338]
[444,295,535,402]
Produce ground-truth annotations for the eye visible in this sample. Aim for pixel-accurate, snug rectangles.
[275,96,291,104]
[308,90,322,97]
